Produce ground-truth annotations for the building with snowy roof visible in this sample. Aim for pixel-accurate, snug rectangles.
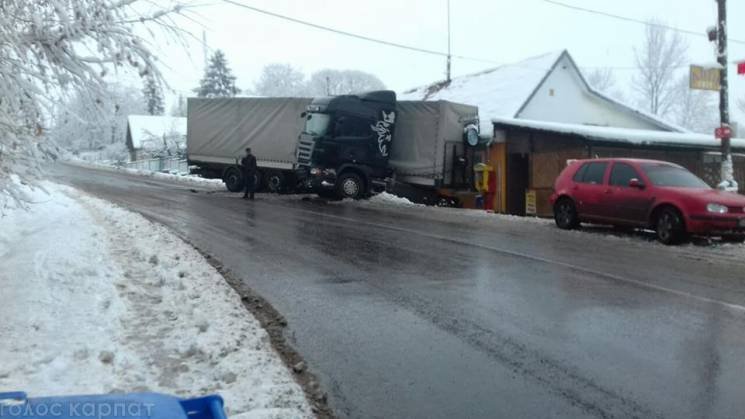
[400,50,683,138]
[491,117,745,216]
[125,115,187,161]
[401,50,743,216]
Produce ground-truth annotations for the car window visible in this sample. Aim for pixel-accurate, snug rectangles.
[572,163,588,182]
[579,162,608,184]
[609,163,640,187]
[641,164,711,188]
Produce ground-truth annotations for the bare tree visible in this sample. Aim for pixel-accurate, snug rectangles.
[633,20,688,118]
[586,68,617,93]
[253,64,307,97]
[0,0,182,208]
[306,69,385,96]
[672,76,718,134]
[170,94,188,118]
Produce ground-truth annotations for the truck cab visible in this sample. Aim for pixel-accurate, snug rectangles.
[296,90,397,199]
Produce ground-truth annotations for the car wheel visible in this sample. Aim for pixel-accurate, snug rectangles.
[554,198,579,230]
[722,234,745,244]
[223,167,244,193]
[655,208,687,245]
[336,172,365,199]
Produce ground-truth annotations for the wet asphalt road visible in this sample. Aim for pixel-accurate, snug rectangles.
[53,163,745,419]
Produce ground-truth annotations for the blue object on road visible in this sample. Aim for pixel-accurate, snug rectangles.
[0,392,226,419]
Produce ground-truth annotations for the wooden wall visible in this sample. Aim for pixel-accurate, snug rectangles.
[503,127,745,217]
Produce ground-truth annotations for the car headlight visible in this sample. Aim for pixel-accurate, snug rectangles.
[310,168,321,176]
[706,203,729,214]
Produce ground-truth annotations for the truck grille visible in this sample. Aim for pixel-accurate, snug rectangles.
[296,134,315,167]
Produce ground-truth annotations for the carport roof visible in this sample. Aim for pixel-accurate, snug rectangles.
[492,117,745,150]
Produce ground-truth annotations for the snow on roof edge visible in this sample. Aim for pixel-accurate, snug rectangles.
[491,117,745,149]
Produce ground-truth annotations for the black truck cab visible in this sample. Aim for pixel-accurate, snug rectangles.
[296,90,397,199]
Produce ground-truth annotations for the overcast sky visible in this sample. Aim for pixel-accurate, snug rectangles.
[132,0,745,122]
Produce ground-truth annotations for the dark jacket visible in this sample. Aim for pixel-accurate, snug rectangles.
[241,154,257,175]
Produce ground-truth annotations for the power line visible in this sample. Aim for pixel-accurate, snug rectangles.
[220,0,500,64]
[543,0,745,46]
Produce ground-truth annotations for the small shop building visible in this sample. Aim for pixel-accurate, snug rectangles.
[490,118,745,217]
[401,49,742,216]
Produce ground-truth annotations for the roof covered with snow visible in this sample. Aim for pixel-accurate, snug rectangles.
[492,117,745,150]
[400,51,563,134]
[126,115,187,149]
[400,50,685,137]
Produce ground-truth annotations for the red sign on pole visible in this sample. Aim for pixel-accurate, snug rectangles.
[738,62,745,75]
[715,126,732,139]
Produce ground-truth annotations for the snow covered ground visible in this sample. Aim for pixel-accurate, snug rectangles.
[65,159,226,190]
[0,183,312,418]
[335,192,552,225]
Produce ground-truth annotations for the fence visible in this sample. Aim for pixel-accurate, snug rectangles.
[125,158,189,175]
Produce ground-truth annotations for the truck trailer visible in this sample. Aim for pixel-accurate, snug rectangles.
[187,97,312,193]
[187,92,481,204]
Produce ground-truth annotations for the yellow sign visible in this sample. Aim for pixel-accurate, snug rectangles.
[690,65,721,91]
[525,190,537,216]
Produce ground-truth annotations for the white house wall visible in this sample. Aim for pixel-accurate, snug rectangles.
[517,55,664,131]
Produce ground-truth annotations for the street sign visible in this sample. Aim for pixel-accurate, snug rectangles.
[690,65,721,91]
[715,126,732,139]
[525,190,537,216]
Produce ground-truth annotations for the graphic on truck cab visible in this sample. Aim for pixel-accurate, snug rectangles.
[371,110,396,157]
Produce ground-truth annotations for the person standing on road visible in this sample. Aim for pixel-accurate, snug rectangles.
[241,147,257,200]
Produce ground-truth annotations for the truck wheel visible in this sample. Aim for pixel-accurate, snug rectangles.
[265,171,285,193]
[336,172,365,199]
[223,167,244,193]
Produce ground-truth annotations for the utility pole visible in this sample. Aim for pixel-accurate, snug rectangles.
[202,30,208,69]
[716,0,733,187]
[446,0,451,82]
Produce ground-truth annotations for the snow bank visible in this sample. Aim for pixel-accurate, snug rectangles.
[0,183,312,418]
[65,159,225,190]
[337,192,551,225]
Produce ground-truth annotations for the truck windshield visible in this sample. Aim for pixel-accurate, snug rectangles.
[304,113,330,136]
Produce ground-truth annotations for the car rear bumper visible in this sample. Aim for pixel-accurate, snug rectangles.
[686,214,745,235]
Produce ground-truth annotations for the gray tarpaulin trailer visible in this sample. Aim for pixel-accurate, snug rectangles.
[187,97,312,192]
[390,100,479,188]
[187,95,479,200]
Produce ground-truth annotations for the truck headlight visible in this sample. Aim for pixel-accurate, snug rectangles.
[706,203,729,214]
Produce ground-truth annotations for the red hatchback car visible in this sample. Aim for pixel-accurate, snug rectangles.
[550,158,745,244]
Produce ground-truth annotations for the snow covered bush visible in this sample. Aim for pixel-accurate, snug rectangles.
[0,0,182,208]
[53,84,145,155]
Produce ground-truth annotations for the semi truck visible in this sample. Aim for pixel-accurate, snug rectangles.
[187,91,481,204]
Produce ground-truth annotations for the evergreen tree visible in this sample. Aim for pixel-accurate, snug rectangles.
[196,50,240,98]
[143,76,164,115]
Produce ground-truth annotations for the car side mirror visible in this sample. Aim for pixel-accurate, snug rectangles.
[629,178,645,189]
[300,111,307,118]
